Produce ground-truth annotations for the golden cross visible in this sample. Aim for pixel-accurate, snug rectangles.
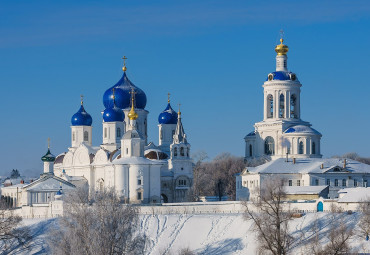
[48,137,50,149]
[168,92,171,103]
[122,56,127,65]
[129,87,137,105]
[80,94,84,105]
[178,103,181,114]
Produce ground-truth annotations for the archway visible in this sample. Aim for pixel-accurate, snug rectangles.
[317,201,323,212]
[161,194,168,203]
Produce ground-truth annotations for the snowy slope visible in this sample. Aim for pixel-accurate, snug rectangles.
[19,213,370,254]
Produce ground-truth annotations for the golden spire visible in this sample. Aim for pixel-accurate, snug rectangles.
[168,93,171,103]
[128,88,138,120]
[47,137,50,149]
[80,94,84,105]
[178,103,181,116]
[275,30,289,56]
[122,56,127,72]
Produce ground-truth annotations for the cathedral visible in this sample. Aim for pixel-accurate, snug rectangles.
[244,38,322,160]
[52,59,194,204]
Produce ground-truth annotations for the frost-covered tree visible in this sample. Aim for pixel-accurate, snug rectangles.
[48,187,147,255]
[243,177,293,255]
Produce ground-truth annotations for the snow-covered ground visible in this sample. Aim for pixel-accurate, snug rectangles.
[18,212,370,254]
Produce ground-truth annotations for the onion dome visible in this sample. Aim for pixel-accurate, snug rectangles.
[71,96,92,126]
[41,149,56,162]
[275,38,289,56]
[266,71,298,81]
[158,94,178,124]
[103,89,125,122]
[103,72,147,109]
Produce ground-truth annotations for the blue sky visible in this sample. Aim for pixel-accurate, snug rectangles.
[1,0,370,176]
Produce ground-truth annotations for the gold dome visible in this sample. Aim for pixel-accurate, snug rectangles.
[128,103,138,120]
[275,38,289,56]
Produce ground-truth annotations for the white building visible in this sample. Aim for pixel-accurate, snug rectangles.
[236,36,370,201]
[244,38,322,160]
[53,62,194,203]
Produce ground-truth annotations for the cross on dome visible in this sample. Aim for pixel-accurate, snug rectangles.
[122,56,128,72]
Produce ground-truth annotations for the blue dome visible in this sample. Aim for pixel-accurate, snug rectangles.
[103,72,147,109]
[71,105,92,126]
[103,106,125,122]
[158,103,178,124]
[266,71,298,81]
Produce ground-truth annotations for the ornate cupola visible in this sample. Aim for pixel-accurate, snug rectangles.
[41,138,55,175]
[158,93,178,151]
[71,95,93,147]
[101,89,125,151]
[102,56,149,143]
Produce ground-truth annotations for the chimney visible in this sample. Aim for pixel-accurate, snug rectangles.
[293,158,296,164]
[320,163,324,169]
[344,159,347,168]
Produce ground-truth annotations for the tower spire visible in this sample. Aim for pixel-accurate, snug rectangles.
[275,31,289,71]
[128,88,138,120]
[48,137,50,149]
[122,56,128,72]
[80,94,84,105]
[173,104,187,144]
[168,92,171,103]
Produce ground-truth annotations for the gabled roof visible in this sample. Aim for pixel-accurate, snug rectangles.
[23,175,75,192]
[244,158,370,175]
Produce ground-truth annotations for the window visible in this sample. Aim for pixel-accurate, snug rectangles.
[84,131,88,142]
[116,128,121,137]
[297,180,301,186]
[288,180,292,186]
[335,179,338,187]
[126,148,128,154]
[312,142,316,154]
[315,179,319,186]
[104,128,107,138]
[342,179,346,187]
[364,180,368,187]
[138,179,142,185]
[160,130,163,139]
[326,179,330,186]
[137,192,142,200]
[264,136,275,155]
[179,180,187,186]
[354,179,358,187]
[290,94,297,118]
[267,94,273,118]
[72,132,75,141]
[174,148,177,156]
[298,141,304,154]
[180,147,184,156]
[249,144,253,157]
[279,94,285,118]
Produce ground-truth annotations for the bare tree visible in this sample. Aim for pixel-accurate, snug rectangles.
[48,187,147,255]
[357,201,370,240]
[0,200,31,254]
[243,177,294,255]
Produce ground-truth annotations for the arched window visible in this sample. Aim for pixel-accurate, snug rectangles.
[267,95,273,118]
[312,142,316,154]
[264,136,275,155]
[104,128,107,138]
[72,132,75,141]
[290,94,297,118]
[160,130,163,139]
[186,148,189,157]
[174,147,177,157]
[180,147,184,156]
[279,94,285,118]
[84,131,88,142]
[342,179,346,187]
[249,144,253,157]
[116,128,121,137]
[298,141,304,154]
[126,148,128,155]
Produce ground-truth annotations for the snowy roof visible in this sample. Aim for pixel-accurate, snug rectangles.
[245,158,370,174]
[338,187,370,203]
[112,156,165,165]
[23,175,75,192]
[284,125,321,136]
[284,186,328,195]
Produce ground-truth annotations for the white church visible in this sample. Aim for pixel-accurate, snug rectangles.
[236,37,370,200]
[49,61,194,204]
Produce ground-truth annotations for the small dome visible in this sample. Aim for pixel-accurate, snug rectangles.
[284,125,321,135]
[158,103,178,124]
[144,149,168,160]
[266,71,298,82]
[103,106,124,122]
[275,38,289,56]
[41,149,56,162]
[103,72,147,109]
[71,105,92,126]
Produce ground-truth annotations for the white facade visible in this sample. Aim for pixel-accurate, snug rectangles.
[244,39,322,160]
[53,68,194,204]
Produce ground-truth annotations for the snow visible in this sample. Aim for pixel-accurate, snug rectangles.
[247,157,370,174]
[18,212,370,254]
[338,187,370,203]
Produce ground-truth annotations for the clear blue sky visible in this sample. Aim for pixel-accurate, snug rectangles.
[1,0,370,176]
